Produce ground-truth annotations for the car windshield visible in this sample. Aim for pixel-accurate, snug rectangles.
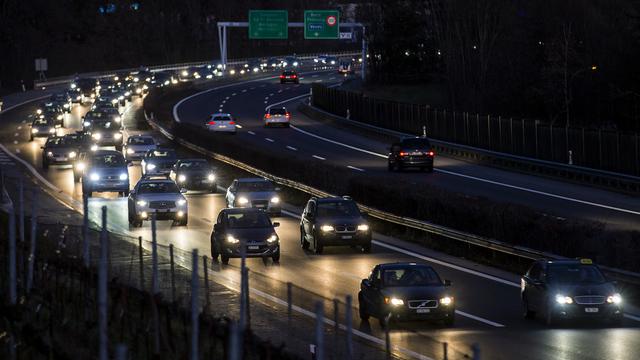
[382,267,442,287]
[45,137,65,146]
[226,211,272,228]
[149,149,176,159]
[179,160,208,169]
[237,181,274,192]
[316,201,360,218]
[92,154,125,167]
[93,121,118,130]
[128,137,154,145]
[33,118,50,125]
[213,115,232,121]
[547,264,606,284]
[138,182,180,194]
[401,138,431,148]
[269,108,287,115]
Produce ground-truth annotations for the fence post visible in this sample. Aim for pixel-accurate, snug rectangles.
[27,188,37,294]
[83,195,89,268]
[314,301,325,360]
[8,204,16,305]
[138,236,144,290]
[203,256,210,312]
[443,342,448,360]
[636,133,639,176]
[287,282,292,322]
[509,118,514,153]
[115,344,127,360]
[333,298,339,360]
[228,321,241,360]
[18,177,24,245]
[487,115,491,149]
[471,343,480,360]
[190,249,199,360]
[151,214,158,295]
[598,129,603,167]
[170,244,176,304]
[476,114,481,146]
[534,120,540,158]
[550,124,554,161]
[345,295,353,360]
[522,119,526,155]
[497,116,502,151]
[98,206,108,360]
[384,313,392,360]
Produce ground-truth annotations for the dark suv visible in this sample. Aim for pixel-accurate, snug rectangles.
[300,196,371,254]
[388,137,435,172]
[280,70,299,84]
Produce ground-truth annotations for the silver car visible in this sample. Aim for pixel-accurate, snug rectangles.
[263,107,290,127]
[205,113,237,134]
[123,134,157,161]
[30,117,57,141]
[225,178,281,216]
[128,177,188,227]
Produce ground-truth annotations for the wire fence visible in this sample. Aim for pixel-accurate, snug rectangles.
[311,84,640,177]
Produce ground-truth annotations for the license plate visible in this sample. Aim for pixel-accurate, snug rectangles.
[416,309,431,314]
[410,152,422,155]
[585,307,599,313]
[219,125,227,128]
[55,157,66,161]
[256,204,266,208]
[341,235,352,239]
[248,245,259,250]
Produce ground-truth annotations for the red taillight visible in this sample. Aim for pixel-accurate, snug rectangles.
[229,121,235,125]
[280,75,285,79]
[399,152,408,157]
[285,113,290,118]
[292,75,297,78]
[427,151,435,157]
[265,114,271,119]
[208,121,216,125]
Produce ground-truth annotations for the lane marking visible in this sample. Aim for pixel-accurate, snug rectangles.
[269,93,274,96]
[312,155,326,160]
[265,138,275,143]
[264,97,269,100]
[241,89,247,93]
[286,146,297,151]
[231,93,237,96]
[347,165,365,172]
[264,101,268,104]
[455,310,504,327]
[312,74,319,78]
[248,131,256,135]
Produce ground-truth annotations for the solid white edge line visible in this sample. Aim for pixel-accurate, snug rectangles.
[248,131,256,135]
[455,310,504,327]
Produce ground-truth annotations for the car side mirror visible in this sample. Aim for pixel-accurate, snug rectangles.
[361,279,371,288]
[443,279,452,287]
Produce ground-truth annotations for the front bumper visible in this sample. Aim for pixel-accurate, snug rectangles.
[177,178,217,191]
[317,231,371,246]
[387,305,455,322]
[222,243,279,258]
[207,125,236,133]
[135,208,187,221]
[550,303,623,320]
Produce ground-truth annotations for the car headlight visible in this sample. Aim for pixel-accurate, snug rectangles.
[293,62,299,67]
[385,297,404,306]
[119,173,128,180]
[226,235,240,244]
[229,69,236,75]
[118,96,124,100]
[90,173,100,181]
[46,151,53,157]
[75,162,85,170]
[36,109,42,115]
[266,234,278,243]
[253,67,259,72]
[237,197,249,205]
[114,133,122,139]
[83,121,91,127]
[57,115,63,120]
[71,84,77,89]
[555,294,573,305]
[607,294,622,305]
[49,128,56,133]
[126,148,135,154]
[136,200,147,207]
[357,224,369,231]
[136,88,142,94]
[92,133,102,140]
[31,128,38,134]
[111,99,118,104]
[207,174,215,181]
[177,174,186,183]
[270,196,280,204]
[125,91,131,96]
[439,296,454,306]
[182,71,189,76]
[177,199,186,206]
[143,85,148,90]
[91,144,98,151]
[146,163,156,170]
[115,116,122,122]
[63,103,70,109]
[321,225,334,232]
[68,151,77,158]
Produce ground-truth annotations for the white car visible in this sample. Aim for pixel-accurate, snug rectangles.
[206,113,237,134]
[263,107,290,127]
[123,134,157,161]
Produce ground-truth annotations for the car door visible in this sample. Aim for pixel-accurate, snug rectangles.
[226,180,238,207]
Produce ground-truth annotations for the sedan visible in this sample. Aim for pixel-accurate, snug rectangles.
[205,113,237,134]
[170,158,217,192]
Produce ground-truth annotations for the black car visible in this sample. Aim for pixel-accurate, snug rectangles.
[170,159,217,192]
[64,131,96,153]
[210,208,281,264]
[141,148,178,176]
[280,70,299,84]
[358,262,455,326]
[388,137,435,172]
[41,136,79,169]
[300,196,371,254]
[521,258,624,326]
[89,119,123,150]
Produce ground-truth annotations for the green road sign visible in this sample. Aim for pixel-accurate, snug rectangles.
[304,10,340,39]
[249,10,288,39]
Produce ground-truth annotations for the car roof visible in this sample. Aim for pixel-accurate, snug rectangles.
[179,158,207,163]
[138,178,175,185]
[128,134,153,139]
[539,258,596,266]
[378,262,431,270]
[315,196,354,203]
[237,177,270,183]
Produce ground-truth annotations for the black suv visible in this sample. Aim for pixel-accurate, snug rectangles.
[280,70,299,84]
[300,196,371,254]
[521,258,624,326]
[388,137,435,172]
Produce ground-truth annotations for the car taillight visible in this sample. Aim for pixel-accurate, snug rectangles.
[280,75,285,79]
[229,121,235,125]
[427,151,435,157]
[265,114,271,119]
[292,75,297,78]
[399,152,408,157]
[285,113,290,118]
[208,121,216,125]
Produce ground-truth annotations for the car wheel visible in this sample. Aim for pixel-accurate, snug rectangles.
[300,228,310,250]
[271,250,280,263]
[211,241,220,262]
[314,237,324,255]
[358,294,370,320]
[221,254,229,265]
[361,243,372,253]
[522,295,535,319]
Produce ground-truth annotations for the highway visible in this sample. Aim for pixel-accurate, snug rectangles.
[1,70,639,360]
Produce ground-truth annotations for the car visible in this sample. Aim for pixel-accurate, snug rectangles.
[210,208,280,264]
[141,148,178,176]
[314,55,328,64]
[205,113,237,134]
[358,262,455,326]
[170,159,217,192]
[247,60,262,73]
[41,136,79,169]
[123,134,157,161]
[127,176,188,227]
[80,150,130,197]
[325,56,338,65]
[282,56,300,68]
[300,196,371,254]
[89,119,123,150]
[30,117,56,141]
[280,70,299,84]
[263,107,291,127]
[338,60,353,74]
[267,57,282,68]
[388,137,435,172]
[521,258,624,326]
[151,72,173,87]
[225,178,281,216]
[64,131,96,153]
[71,78,97,102]
[49,93,72,112]
[83,109,121,129]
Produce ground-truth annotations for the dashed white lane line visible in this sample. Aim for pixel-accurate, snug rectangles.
[312,155,326,160]
[269,93,274,96]
[314,80,323,83]
[311,74,319,77]
[265,137,275,143]
[250,87,256,90]
[264,101,268,104]
[329,77,336,80]
[277,90,283,93]
[286,146,297,151]
[221,100,226,104]
[347,165,365,172]
[264,96,269,100]
[242,89,247,93]
[14,133,18,137]
[248,131,256,135]
[13,141,18,145]
[455,310,505,327]
[225,96,230,100]
[17,126,21,130]
[231,93,237,96]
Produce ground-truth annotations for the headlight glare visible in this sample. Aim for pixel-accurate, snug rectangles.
[207,174,215,181]
[146,163,156,170]
[92,133,102,140]
[226,235,239,244]
[440,296,454,306]
[136,200,147,207]
[177,199,186,206]
[385,297,404,306]
[321,225,334,232]
[177,174,186,183]
[119,173,128,180]
[357,224,369,231]
[607,294,622,304]
[555,294,573,305]
[126,148,135,154]
[270,196,280,204]
[237,197,249,205]
[89,173,100,181]
[266,234,278,243]
[68,151,77,158]
[114,133,122,139]
[31,128,38,134]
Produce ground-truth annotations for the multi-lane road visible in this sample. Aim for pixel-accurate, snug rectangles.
[1,69,639,360]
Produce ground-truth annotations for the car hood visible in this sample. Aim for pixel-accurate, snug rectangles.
[136,193,185,202]
[315,216,365,226]
[127,144,156,151]
[46,145,78,153]
[227,227,276,243]
[33,124,54,130]
[381,286,450,300]
[237,191,277,201]
[180,169,214,177]
[549,282,616,297]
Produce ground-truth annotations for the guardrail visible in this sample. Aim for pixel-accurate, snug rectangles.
[34,51,360,88]
[301,97,640,195]
[143,112,640,287]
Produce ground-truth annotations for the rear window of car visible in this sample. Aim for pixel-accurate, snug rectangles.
[213,116,232,121]
[269,108,287,115]
[128,137,154,145]
[138,182,179,194]
[401,138,431,148]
